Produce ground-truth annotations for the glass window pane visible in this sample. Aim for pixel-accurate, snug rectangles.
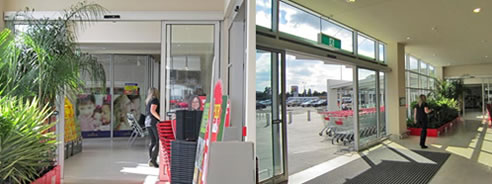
[256,0,272,29]
[379,43,385,62]
[321,19,353,52]
[279,1,321,42]
[410,73,418,88]
[357,34,375,59]
[429,65,435,76]
[358,68,377,145]
[255,50,273,181]
[405,71,409,87]
[420,76,428,89]
[429,78,435,90]
[168,25,214,112]
[379,72,386,136]
[420,62,428,75]
[409,56,419,72]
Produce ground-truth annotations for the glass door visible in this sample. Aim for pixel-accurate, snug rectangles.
[357,68,378,147]
[256,48,286,183]
[162,22,219,118]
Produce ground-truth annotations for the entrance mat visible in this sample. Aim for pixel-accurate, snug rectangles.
[305,149,450,184]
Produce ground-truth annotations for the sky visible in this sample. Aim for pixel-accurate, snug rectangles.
[255,52,376,93]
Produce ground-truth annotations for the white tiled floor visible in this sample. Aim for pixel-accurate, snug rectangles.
[62,137,159,184]
[290,112,492,183]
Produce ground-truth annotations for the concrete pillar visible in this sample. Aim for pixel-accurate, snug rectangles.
[386,42,407,139]
[244,0,256,144]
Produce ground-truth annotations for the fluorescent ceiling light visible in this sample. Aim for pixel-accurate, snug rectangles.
[473,8,481,13]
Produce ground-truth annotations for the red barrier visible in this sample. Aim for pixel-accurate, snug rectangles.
[31,165,60,184]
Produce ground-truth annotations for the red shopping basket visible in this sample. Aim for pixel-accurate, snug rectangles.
[157,120,176,182]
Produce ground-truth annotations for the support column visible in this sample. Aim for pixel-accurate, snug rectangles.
[327,80,338,111]
[386,42,407,139]
[244,0,256,145]
[0,0,4,29]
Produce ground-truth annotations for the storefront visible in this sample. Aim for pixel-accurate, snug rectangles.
[255,0,390,182]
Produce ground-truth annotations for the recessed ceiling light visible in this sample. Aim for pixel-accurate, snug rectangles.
[433,53,437,56]
[486,56,489,58]
[406,37,411,40]
[473,8,481,13]
[347,0,356,2]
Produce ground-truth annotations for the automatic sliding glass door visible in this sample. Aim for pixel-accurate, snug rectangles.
[256,48,287,183]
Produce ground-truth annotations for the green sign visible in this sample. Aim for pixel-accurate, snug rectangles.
[320,34,341,49]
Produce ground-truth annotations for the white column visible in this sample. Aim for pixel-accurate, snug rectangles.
[244,0,256,145]
[386,42,407,139]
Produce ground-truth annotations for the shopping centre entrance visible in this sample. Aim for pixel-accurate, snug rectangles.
[255,46,388,183]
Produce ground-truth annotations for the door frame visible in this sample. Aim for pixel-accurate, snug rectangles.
[256,45,288,184]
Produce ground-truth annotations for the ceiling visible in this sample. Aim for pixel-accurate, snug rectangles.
[292,0,492,67]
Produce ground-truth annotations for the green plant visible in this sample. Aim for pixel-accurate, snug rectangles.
[0,1,107,106]
[0,96,56,184]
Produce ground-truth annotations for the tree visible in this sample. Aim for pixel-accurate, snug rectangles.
[0,1,107,106]
[308,89,312,96]
[302,89,307,97]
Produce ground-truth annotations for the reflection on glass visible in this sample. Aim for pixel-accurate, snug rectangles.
[168,25,214,112]
[357,34,375,59]
[379,72,386,136]
[321,19,353,52]
[256,0,272,29]
[256,50,273,181]
[379,43,385,62]
[358,68,377,145]
[279,1,321,41]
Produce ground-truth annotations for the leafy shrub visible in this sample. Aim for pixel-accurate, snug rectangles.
[407,95,459,129]
[0,96,56,184]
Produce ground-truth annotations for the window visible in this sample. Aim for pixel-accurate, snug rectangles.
[408,56,419,72]
[405,54,437,117]
[378,43,385,62]
[420,62,428,75]
[256,0,272,29]
[279,1,321,42]
[321,19,353,52]
[429,65,435,77]
[357,34,375,59]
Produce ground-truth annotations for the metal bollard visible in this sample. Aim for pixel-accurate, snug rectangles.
[288,112,293,124]
[307,110,311,122]
[264,113,271,128]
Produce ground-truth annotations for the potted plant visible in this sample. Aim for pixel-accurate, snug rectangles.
[0,1,107,183]
[0,96,56,184]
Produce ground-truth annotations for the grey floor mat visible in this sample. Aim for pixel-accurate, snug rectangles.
[305,148,450,184]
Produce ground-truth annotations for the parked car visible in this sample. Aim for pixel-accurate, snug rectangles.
[313,99,327,107]
[287,100,302,107]
[259,99,272,106]
[301,100,317,107]
[256,102,267,109]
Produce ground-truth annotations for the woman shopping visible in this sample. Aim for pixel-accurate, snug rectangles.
[145,88,161,167]
[413,94,433,149]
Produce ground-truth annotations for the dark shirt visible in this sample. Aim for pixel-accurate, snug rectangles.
[146,98,160,126]
[416,102,428,122]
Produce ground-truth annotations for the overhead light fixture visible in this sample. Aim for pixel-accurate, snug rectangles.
[347,0,356,2]
[406,36,411,40]
[485,56,489,58]
[473,8,481,13]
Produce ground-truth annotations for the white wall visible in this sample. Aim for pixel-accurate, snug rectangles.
[5,0,224,11]
[444,63,492,84]
[76,21,161,44]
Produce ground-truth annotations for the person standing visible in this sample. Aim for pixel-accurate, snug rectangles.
[145,88,161,167]
[414,94,433,149]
